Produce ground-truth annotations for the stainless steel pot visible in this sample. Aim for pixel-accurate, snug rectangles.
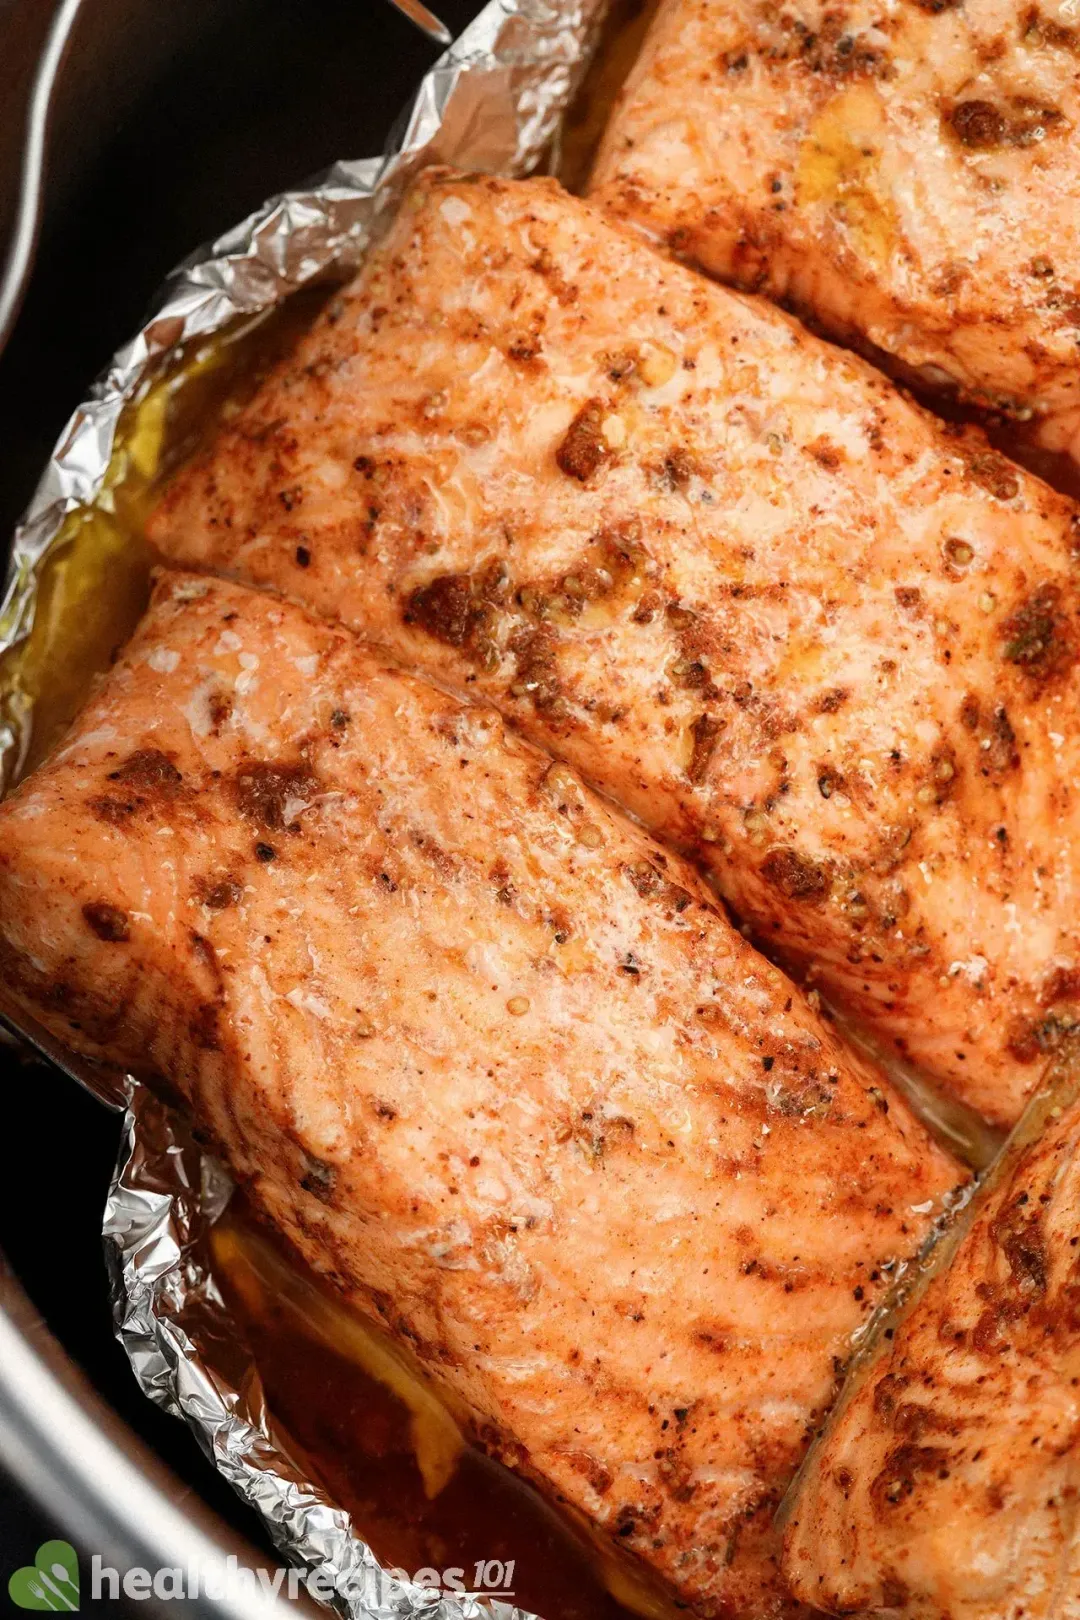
[0,0,450,350]
[0,1254,309,1620]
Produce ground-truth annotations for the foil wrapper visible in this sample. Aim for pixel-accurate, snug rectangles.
[0,2,606,1613]
[104,1084,513,1620]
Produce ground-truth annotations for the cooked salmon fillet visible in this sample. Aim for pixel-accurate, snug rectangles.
[0,572,959,1619]
[589,0,1080,462]
[782,1050,1080,1619]
[149,169,1080,1130]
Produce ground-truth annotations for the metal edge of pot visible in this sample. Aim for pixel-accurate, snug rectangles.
[0,1249,318,1617]
[0,0,84,351]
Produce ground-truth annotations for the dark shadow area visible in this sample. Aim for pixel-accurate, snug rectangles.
[0,0,484,540]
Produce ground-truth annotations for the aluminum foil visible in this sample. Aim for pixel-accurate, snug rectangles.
[0,2,607,1614]
[105,1083,518,1620]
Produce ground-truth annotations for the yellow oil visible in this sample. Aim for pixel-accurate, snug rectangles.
[210,1205,681,1620]
[795,86,898,271]
[0,287,336,785]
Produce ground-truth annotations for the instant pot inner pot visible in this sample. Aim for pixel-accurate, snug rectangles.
[0,0,481,1586]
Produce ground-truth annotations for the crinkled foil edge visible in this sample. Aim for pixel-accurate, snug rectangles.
[1,2,606,1615]
[104,1086,519,1620]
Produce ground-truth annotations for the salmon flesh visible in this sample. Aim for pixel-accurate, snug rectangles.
[0,571,959,1618]
[149,169,1080,1129]
[590,0,1080,461]
[783,1050,1080,1618]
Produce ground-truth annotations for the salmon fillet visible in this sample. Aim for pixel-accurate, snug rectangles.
[783,1050,1080,1619]
[589,0,1080,462]
[149,169,1080,1130]
[0,572,959,1618]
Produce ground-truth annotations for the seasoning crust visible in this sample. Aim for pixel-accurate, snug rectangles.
[589,0,1080,460]
[783,1055,1080,1618]
[0,572,959,1619]
[150,169,1080,1127]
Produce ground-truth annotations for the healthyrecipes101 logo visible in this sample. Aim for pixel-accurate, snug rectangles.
[7,1541,518,1609]
[8,1542,80,1611]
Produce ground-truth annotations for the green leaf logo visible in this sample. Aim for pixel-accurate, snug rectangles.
[8,1542,79,1611]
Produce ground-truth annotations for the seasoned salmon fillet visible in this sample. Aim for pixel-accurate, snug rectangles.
[149,169,1080,1130]
[589,0,1080,461]
[0,572,958,1619]
[783,1050,1080,1619]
